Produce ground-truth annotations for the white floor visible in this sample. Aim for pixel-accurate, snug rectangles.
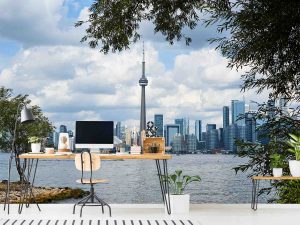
[1,204,300,225]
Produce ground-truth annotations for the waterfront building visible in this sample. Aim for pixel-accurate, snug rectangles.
[164,124,180,147]
[195,120,202,141]
[121,126,126,142]
[175,118,184,135]
[231,100,245,126]
[154,114,164,137]
[245,112,257,142]
[201,132,207,148]
[187,134,197,153]
[53,131,59,149]
[116,122,121,140]
[68,130,74,138]
[267,99,276,118]
[218,128,224,148]
[125,127,132,146]
[198,141,206,151]
[172,133,185,154]
[206,124,216,132]
[223,106,230,128]
[224,124,238,153]
[207,129,219,150]
[59,125,67,133]
[175,118,189,136]
[139,44,148,132]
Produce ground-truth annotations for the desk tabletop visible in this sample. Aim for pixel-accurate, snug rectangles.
[252,176,300,180]
[18,153,172,160]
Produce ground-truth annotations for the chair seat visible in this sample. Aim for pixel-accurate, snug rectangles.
[76,178,109,184]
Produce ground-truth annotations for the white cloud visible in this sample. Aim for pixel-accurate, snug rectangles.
[0,0,84,47]
[0,42,268,130]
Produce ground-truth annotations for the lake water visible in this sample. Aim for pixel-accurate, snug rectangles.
[0,153,270,203]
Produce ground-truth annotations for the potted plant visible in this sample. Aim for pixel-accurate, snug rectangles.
[287,134,300,177]
[270,153,284,177]
[28,136,42,153]
[161,170,201,214]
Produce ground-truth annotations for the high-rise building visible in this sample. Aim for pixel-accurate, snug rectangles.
[206,124,216,132]
[218,128,224,148]
[186,134,197,153]
[172,134,184,154]
[223,106,230,128]
[68,130,74,138]
[116,122,121,139]
[139,44,148,132]
[223,124,238,153]
[201,132,207,147]
[175,118,184,135]
[53,131,59,149]
[223,124,246,153]
[164,124,180,146]
[154,114,164,137]
[121,126,126,142]
[195,120,202,141]
[245,112,257,142]
[175,118,189,136]
[267,99,276,118]
[59,125,67,133]
[125,127,132,146]
[207,129,219,150]
[231,100,245,126]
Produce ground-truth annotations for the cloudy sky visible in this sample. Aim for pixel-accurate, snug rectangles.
[0,0,268,132]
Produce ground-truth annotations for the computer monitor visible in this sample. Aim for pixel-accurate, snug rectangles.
[75,121,114,149]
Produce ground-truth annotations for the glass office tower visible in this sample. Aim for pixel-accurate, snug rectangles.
[231,100,245,126]
[164,124,180,146]
[154,114,164,137]
[223,106,230,128]
[195,120,202,141]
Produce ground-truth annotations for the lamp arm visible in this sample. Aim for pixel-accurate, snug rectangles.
[10,102,23,158]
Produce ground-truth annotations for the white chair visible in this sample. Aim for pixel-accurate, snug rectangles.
[73,151,111,217]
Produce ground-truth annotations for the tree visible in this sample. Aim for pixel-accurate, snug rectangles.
[75,0,203,53]
[0,87,55,180]
[77,0,300,101]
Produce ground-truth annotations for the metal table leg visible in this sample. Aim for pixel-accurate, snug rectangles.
[251,179,259,211]
[156,159,171,214]
[18,158,41,214]
[3,155,14,214]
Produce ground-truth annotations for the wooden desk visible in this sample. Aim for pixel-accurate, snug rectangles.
[251,176,300,210]
[19,153,172,160]
[14,153,173,214]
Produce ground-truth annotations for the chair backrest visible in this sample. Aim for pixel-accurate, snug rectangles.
[75,152,101,172]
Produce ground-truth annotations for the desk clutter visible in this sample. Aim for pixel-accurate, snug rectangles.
[130,145,142,154]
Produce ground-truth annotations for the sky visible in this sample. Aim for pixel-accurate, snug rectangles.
[0,0,268,132]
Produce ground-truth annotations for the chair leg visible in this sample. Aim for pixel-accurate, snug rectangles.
[94,194,111,217]
[80,195,92,217]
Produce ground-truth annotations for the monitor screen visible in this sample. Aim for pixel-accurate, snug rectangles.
[75,121,114,149]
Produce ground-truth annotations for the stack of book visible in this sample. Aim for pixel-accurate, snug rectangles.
[130,145,142,154]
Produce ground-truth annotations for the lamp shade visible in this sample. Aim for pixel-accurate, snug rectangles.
[20,105,35,124]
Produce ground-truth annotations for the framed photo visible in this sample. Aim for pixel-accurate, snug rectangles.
[58,133,70,151]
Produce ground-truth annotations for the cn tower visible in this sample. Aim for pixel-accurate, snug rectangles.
[139,43,148,132]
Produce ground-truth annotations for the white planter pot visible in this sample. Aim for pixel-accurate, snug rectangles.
[272,168,282,177]
[165,194,190,215]
[289,160,300,177]
[31,143,41,153]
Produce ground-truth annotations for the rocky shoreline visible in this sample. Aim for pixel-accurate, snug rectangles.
[0,180,88,203]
